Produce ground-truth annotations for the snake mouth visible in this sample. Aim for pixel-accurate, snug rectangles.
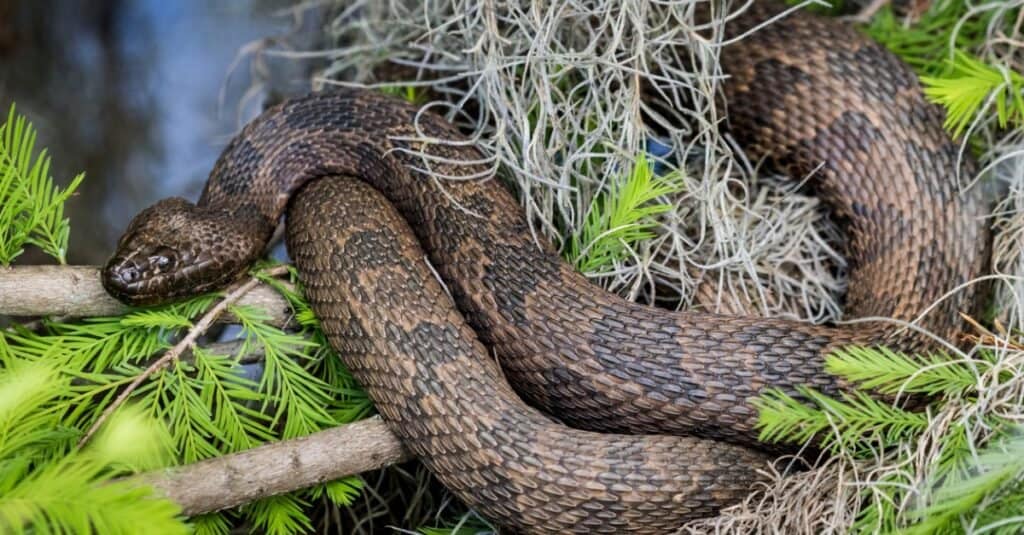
[102,257,171,306]
[102,254,219,306]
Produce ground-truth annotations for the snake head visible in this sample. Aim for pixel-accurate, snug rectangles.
[103,197,271,306]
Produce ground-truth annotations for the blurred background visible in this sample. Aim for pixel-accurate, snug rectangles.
[0,0,321,265]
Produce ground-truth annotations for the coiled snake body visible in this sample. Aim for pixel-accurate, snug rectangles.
[104,3,990,533]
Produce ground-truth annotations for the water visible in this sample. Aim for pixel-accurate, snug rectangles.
[0,0,318,264]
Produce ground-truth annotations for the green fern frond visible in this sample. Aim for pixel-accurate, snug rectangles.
[755,338,1024,533]
[190,346,275,451]
[155,360,227,463]
[566,153,683,274]
[826,346,980,397]
[907,431,1024,535]
[2,269,371,533]
[921,51,1024,137]
[308,476,365,507]
[863,2,995,76]
[192,513,232,535]
[0,361,67,460]
[0,103,83,265]
[243,494,313,535]
[229,304,338,438]
[755,386,928,452]
[380,84,425,104]
[0,361,186,535]
[89,403,174,471]
[851,468,919,534]
[2,294,216,373]
[252,262,314,320]
[758,346,986,453]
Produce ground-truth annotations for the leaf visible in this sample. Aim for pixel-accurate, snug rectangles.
[754,385,928,453]
[826,346,980,397]
[243,494,312,535]
[0,358,187,535]
[192,513,232,535]
[307,476,365,507]
[0,103,83,265]
[863,2,996,76]
[921,51,1024,138]
[566,153,683,274]
[907,431,1024,534]
[229,305,337,438]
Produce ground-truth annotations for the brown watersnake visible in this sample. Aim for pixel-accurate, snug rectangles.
[102,2,991,532]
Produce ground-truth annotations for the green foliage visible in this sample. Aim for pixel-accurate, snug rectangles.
[755,11,1024,529]
[0,105,188,528]
[243,495,313,535]
[755,386,929,454]
[907,432,1024,535]
[1,263,373,533]
[863,2,995,76]
[922,51,1024,138]
[565,154,683,273]
[862,2,1024,137]
[4,2,1021,532]
[755,346,1024,534]
[0,359,187,534]
[825,345,982,397]
[192,513,232,535]
[309,476,365,506]
[381,84,426,104]
[230,304,337,438]
[0,104,83,265]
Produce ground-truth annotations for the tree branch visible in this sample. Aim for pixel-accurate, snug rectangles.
[129,416,411,516]
[0,265,293,326]
[2,266,415,516]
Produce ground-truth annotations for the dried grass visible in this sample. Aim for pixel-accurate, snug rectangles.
[312,0,847,321]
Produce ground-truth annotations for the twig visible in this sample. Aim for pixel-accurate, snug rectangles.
[128,416,411,516]
[0,265,294,326]
[78,267,290,447]
[961,312,1024,351]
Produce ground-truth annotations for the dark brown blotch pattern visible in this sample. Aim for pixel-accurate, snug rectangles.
[286,177,774,532]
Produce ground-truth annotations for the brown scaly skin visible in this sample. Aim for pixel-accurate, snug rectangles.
[288,176,774,532]
[103,2,990,531]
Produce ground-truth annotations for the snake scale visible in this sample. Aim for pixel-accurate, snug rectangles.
[102,2,990,532]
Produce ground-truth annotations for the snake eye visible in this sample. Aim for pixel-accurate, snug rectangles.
[150,248,177,272]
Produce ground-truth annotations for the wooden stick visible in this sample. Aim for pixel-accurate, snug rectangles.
[0,265,293,326]
[129,417,411,516]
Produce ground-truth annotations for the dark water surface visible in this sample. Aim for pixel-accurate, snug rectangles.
[0,0,319,264]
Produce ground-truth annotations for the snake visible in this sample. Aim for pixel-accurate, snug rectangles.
[102,2,990,533]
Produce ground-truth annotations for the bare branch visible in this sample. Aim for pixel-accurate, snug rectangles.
[129,416,411,516]
[0,265,294,326]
